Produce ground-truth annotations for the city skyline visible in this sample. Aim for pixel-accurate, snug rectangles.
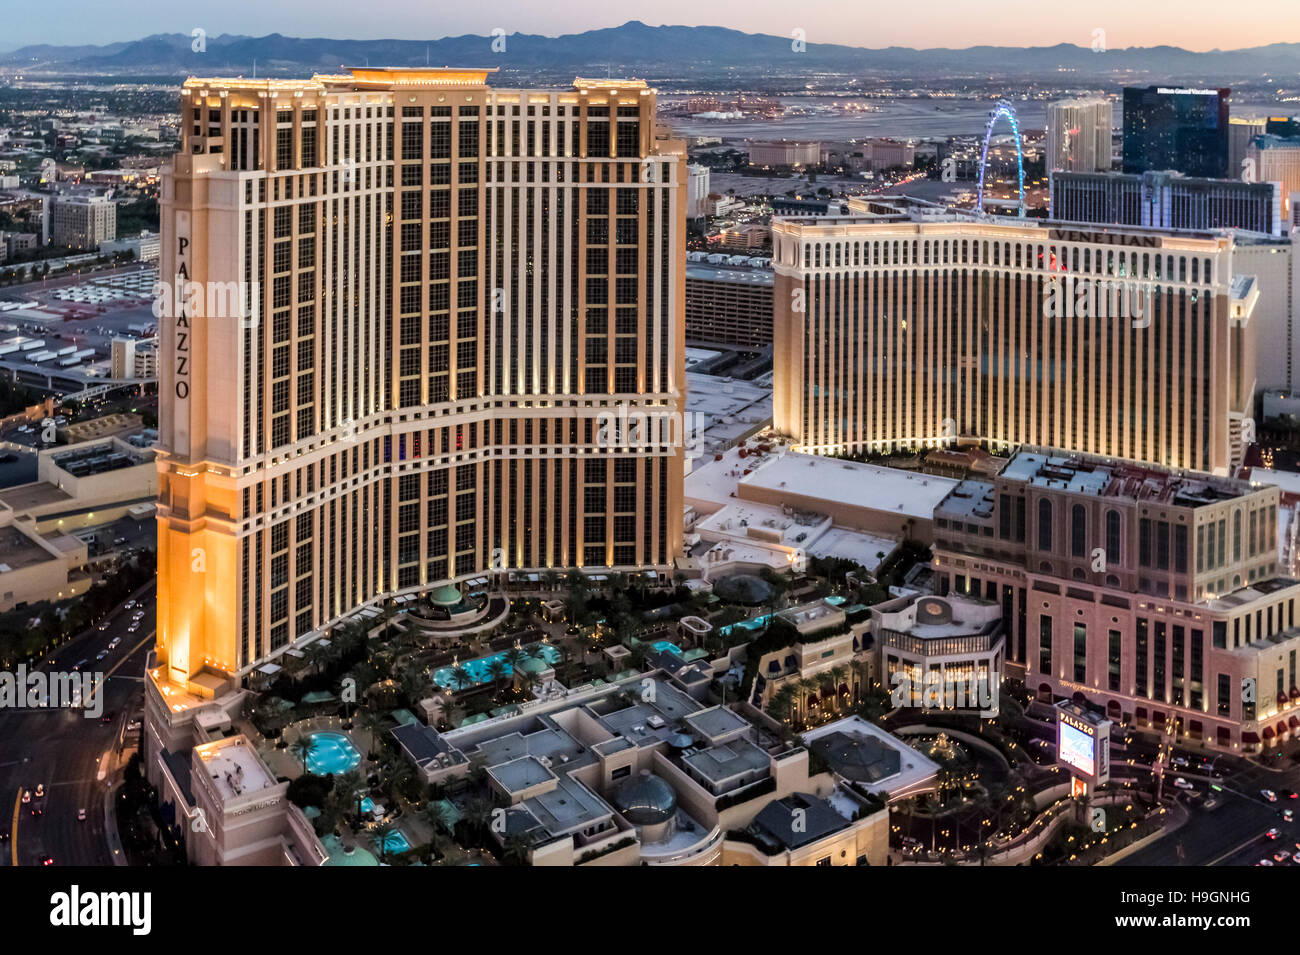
[4,2,1300,55]
[5,0,1300,889]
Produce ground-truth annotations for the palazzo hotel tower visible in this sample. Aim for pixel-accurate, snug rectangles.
[153,69,686,701]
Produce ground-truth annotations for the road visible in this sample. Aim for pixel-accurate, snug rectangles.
[1114,763,1300,867]
[0,582,153,867]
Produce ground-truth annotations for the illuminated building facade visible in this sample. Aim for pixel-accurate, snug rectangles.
[771,215,1258,474]
[154,69,686,695]
[931,447,1300,752]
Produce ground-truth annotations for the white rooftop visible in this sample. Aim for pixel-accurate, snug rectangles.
[196,736,275,803]
[742,452,959,520]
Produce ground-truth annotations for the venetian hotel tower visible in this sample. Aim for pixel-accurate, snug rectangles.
[154,69,686,703]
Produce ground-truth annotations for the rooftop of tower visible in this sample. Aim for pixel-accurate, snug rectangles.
[182,68,651,94]
[1000,447,1257,506]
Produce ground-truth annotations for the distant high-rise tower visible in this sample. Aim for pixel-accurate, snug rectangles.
[1229,116,1269,179]
[1247,135,1300,223]
[1050,169,1282,237]
[1046,98,1112,173]
[1122,86,1230,178]
[153,69,687,695]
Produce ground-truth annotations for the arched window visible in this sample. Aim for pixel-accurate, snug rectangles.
[1038,498,1053,551]
[1071,504,1087,558]
[1106,510,1121,566]
[1233,510,1242,563]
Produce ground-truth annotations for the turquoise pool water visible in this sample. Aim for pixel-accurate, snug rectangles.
[359,796,376,814]
[306,732,361,775]
[433,642,563,689]
[718,614,771,637]
[378,830,411,854]
[652,639,683,656]
[824,595,847,605]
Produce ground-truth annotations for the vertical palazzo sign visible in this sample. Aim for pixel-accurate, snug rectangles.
[173,211,192,402]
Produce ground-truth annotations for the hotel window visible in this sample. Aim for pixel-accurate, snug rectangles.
[1108,630,1122,692]
[1135,618,1148,698]
[1073,623,1087,682]
[1105,510,1121,565]
[1038,499,1053,552]
[1071,504,1086,558]
[1038,615,1052,674]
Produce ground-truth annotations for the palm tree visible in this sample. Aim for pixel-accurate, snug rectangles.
[374,821,395,862]
[491,654,512,696]
[425,695,446,729]
[449,665,473,692]
[425,800,456,837]
[487,658,508,701]
[333,769,365,822]
[384,760,415,806]
[828,665,849,712]
[291,733,315,774]
[501,832,532,866]
[400,666,429,706]
[303,641,331,677]
[797,678,819,725]
[360,710,385,759]
[464,797,495,847]
[769,684,797,727]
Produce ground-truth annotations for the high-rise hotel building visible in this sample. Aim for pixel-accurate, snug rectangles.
[154,69,686,697]
[771,212,1259,475]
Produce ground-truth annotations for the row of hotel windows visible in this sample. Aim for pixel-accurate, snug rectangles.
[1038,615,1297,721]
[238,452,666,666]
[802,237,1215,286]
[950,567,1298,660]
[239,424,667,519]
[798,271,1215,471]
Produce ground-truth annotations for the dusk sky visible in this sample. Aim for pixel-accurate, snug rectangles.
[5,0,1299,51]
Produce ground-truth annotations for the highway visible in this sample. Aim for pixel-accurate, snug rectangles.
[0,582,153,867]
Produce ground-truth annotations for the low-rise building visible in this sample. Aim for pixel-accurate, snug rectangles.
[871,591,1004,711]
[386,671,887,866]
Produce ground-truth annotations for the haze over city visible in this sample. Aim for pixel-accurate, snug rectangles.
[3,0,1299,51]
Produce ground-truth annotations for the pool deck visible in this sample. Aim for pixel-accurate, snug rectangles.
[263,717,372,781]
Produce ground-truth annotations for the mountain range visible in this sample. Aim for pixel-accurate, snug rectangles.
[3,21,1297,79]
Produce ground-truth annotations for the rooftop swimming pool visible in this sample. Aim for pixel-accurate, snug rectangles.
[651,639,683,656]
[433,642,563,689]
[718,614,772,637]
[306,732,361,775]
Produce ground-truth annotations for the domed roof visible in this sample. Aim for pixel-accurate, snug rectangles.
[429,585,461,607]
[712,574,774,606]
[612,771,677,825]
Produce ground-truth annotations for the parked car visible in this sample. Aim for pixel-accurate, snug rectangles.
[1263,789,1279,803]
[1174,777,1194,790]
[1267,827,1281,840]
